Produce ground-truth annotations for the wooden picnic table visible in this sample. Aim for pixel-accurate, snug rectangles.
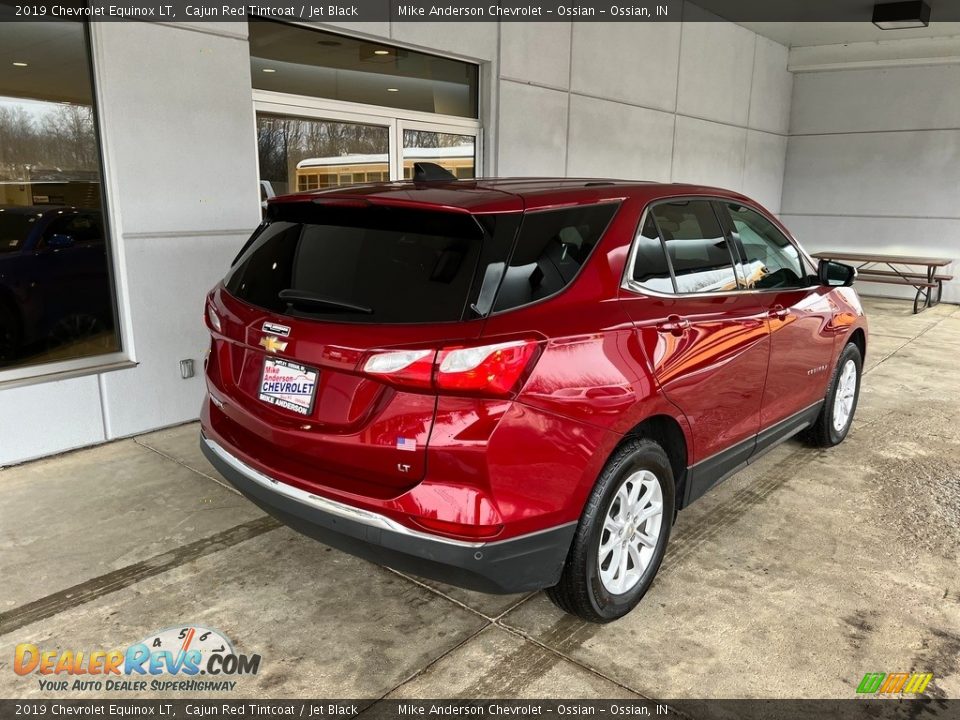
[811,251,953,314]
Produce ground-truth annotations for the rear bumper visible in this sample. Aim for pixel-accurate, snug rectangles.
[200,434,576,594]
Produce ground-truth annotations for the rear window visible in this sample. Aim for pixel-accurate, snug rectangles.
[492,203,619,312]
[225,205,486,324]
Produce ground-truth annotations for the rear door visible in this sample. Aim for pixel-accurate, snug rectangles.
[621,199,771,503]
[208,200,520,496]
[716,201,836,430]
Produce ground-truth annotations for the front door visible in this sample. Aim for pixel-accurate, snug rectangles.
[621,200,771,505]
[716,201,836,432]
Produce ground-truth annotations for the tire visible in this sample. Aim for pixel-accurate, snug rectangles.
[809,342,862,447]
[546,438,675,623]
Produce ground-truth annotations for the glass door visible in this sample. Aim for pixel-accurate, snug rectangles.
[253,93,481,206]
[255,112,392,205]
[400,122,478,180]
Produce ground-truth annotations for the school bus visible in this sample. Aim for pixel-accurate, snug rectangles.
[295,145,475,191]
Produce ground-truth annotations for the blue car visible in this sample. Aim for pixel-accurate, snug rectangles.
[0,206,117,366]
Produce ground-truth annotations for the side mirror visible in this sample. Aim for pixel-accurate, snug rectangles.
[818,259,856,287]
[47,233,75,249]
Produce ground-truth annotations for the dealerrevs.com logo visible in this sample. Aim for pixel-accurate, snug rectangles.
[13,625,261,693]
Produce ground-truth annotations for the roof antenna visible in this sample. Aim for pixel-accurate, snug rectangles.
[413,162,457,183]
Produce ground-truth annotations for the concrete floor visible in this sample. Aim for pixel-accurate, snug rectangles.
[1,297,958,701]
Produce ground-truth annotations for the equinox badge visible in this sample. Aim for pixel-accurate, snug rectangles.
[262,321,291,337]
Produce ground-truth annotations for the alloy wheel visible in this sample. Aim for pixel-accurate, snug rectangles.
[832,359,857,432]
[598,469,664,595]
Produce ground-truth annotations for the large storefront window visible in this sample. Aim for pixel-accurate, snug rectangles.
[0,21,120,375]
[249,19,479,119]
[250,20,481,201]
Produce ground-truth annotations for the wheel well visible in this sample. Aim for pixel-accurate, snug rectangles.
[623,415,688,503]
[849,328,866,361]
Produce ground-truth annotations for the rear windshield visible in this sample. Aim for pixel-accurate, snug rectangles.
[225,205,486,324]
[225,200,620,323]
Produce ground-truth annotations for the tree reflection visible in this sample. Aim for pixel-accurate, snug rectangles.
[257,114,389,195]
[0,101,96,187]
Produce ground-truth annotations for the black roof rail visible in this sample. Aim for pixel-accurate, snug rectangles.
[413,162,457,183]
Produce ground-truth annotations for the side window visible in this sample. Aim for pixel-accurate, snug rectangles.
[492,203,618,312]
[630,214,673,294]
[650,201,739,294]
[723,204,807,290]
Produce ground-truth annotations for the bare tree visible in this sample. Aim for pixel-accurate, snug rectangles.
[0,101,96,180]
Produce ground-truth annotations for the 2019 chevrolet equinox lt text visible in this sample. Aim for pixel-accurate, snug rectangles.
[200,171,867,622]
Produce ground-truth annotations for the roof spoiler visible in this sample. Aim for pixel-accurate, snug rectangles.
[413,162,457,183]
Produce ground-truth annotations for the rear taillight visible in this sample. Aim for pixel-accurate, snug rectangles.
[362,339,541,397]
[362,349,436,390]
[205,303,222,333]
[436,341,540,395]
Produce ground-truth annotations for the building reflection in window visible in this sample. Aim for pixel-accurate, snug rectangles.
[0,21,119,370]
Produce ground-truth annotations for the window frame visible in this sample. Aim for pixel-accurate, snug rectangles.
[0,21,133,390]
[621,196,817,299]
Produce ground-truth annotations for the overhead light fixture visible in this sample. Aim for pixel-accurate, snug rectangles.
[361,46,404,61]
[872,0,931,29]
[12,61,28,67]
[386,87,399,92]
[262,68,276,73]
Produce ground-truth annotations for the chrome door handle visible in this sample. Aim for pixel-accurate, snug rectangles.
[769,305,788,320]
[656,315,690,336]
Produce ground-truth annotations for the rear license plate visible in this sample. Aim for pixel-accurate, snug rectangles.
[259,357,318,416]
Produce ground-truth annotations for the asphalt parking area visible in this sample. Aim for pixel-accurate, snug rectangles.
[2,298,958,701]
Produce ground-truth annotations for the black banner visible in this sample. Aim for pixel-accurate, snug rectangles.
[1,699,959,720]
[4,0,960,22]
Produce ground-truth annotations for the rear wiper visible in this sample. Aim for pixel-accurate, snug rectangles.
[278,289,373,315]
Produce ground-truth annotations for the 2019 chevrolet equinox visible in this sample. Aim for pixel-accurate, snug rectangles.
[200,172,867,622]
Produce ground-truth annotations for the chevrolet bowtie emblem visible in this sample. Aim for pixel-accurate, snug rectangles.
[259,335,288,354]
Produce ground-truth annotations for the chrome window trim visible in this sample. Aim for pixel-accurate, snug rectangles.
[620,195,820,300]
[202,435,576,549]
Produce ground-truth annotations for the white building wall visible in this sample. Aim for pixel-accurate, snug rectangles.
[496,6,793,214]
[781,63,960,304]
[0,11,793,465]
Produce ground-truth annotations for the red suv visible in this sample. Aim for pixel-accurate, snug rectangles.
[200,175,866,622]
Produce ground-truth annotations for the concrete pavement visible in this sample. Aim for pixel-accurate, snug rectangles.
[1,298,958,701]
